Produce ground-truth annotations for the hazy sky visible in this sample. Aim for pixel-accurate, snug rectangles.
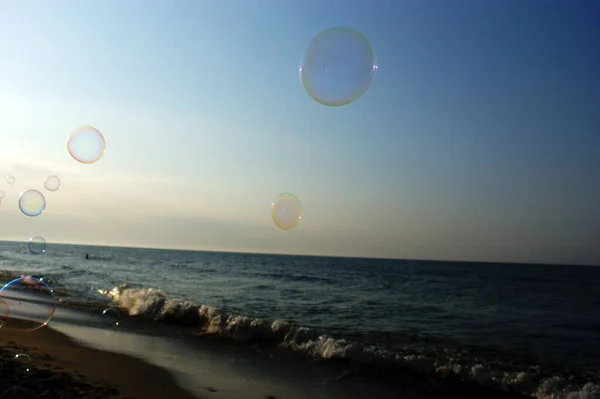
[0,1,598,265]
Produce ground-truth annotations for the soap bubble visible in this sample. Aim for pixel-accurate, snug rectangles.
[6,175,15,185]
[101,308,120,326]
[67,126,106,164]
[40,276,56,291]
[0,276,57,331]
[300,27,378,106]
[0,190,5,199]
[271,193,303,230]
[28,236,47,255]
[14,353,31,371]
[44,175,61,192]
[19,189,46,217]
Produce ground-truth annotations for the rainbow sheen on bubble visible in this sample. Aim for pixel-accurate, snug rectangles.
[300,27,378,106]
[44,175,61,192]
[67,126,106,164]
[28,236,47,255]
[19,189,46,217]
[271,193,303,230]
[0,276,57,331]
[6,175,15,185]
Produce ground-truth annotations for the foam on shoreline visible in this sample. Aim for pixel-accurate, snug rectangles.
[90,284,600,399]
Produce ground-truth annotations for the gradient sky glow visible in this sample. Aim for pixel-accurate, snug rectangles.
[0,1,599,265]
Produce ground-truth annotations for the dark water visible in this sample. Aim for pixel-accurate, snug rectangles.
[1,241,599,398]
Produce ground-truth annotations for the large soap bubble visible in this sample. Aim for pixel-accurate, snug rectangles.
[19,189,46,217]
[300,27,378,106]
[272,193,303,230]
[0,276,57,331]
[67,126,106,164]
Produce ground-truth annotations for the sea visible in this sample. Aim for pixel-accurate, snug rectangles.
[0,240,599,399]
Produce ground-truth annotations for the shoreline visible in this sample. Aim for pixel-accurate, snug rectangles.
[0,264,598,399]
[0,324,199,399]
[0,314,534,399]
[2,276,595,399]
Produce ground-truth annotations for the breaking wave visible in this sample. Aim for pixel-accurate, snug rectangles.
[98,284,600,399]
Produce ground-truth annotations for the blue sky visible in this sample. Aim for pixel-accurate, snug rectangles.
[0,0,598,265]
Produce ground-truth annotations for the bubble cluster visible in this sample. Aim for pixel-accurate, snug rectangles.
[300,27,378,106]
[0,277,57,332]
[271,193,303,230]
[44,175,62,192]
[28,236,47,255]
[19,189,46,217]
[67,126,106,164]
[0,26,382,339]
[102,308,120,326]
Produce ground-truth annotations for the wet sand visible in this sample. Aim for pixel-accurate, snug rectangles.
[40,305,529,399]
[49,317,528,399]
[0,301,531,399]
[0,325,199,399]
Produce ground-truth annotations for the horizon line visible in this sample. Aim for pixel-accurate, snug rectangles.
[0,239,597,268]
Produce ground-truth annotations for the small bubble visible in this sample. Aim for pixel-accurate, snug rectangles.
[271,193,303,230]
[6,175,15,185]
[67,126,106,164]
[15,353,31,371]
[29,236,47,255]
[44,175,62,192]
[40,276,56,290]
[300,27,378,106]
[101,308,120,326]
[19,189,46,217]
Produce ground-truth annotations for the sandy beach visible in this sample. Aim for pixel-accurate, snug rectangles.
[0,291,536,399]
[0,325,198,399]
[0,259,595,399]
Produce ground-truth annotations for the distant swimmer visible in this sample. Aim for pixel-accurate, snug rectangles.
[85,253,90,260]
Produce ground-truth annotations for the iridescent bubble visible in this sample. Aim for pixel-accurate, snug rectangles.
[44,175,61,192]
[19,189,46,217]
[0,190,5,199]
[67,126,106,164]
[14,353,31,371]
[271,193,303,230]
[300,27,378,106]
[0,276,57,331]
[102,308,120,326]
[28,236,47,255]
[6,175,15,185]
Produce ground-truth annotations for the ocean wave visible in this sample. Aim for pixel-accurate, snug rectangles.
[98,284,600,399]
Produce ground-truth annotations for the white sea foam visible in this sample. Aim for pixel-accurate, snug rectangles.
[98,284,600,399]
